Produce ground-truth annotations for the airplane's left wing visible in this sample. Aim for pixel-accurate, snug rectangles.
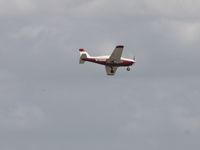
[108,45,124,63]
[105,66,118,75]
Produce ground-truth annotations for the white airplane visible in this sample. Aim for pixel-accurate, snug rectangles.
[79,45,136,75]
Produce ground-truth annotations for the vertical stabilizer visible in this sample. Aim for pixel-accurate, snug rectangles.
[79,49,90,64]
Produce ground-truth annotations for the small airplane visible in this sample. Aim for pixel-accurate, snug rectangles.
[79,45,136,75]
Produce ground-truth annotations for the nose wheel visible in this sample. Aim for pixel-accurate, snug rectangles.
[127,67,130,71]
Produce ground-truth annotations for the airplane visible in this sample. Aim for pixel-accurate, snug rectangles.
[79,45,136,75]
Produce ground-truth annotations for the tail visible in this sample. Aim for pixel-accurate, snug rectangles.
[79,48,90,64]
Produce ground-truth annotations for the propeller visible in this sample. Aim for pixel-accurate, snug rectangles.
[133,56,136,61]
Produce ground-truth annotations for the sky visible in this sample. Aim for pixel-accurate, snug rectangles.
[0,0,200,150]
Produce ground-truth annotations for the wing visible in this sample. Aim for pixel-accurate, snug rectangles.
[105,66,118,76]
[108,45,124,63]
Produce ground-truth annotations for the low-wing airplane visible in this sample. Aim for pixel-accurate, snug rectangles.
[79,45,136,75]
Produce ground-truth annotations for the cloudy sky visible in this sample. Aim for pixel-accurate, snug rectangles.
[0,0,200,150]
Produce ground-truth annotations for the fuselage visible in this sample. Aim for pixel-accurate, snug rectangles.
[82,56,135,67]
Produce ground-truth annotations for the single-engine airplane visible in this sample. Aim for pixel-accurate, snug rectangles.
[79,45,136,75]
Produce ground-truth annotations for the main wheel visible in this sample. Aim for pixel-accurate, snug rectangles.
[111,67,114,73]
[127,67,130,71]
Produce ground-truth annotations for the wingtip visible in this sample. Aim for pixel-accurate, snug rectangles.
[116,45,124,48]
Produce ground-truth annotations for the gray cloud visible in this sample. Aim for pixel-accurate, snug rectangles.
[0,104,45,129]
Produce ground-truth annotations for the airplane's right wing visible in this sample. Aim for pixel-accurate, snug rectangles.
[108,45,124,63]
[105,66,118,75]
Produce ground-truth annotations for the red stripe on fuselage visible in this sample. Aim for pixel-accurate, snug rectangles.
[82,58,134,67]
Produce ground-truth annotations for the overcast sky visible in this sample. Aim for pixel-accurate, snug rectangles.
[0,0,200,150]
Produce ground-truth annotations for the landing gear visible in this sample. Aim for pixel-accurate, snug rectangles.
[111,67,114,73]
[127,67,130,71]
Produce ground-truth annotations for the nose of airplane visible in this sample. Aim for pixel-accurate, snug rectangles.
[131,59,136,64]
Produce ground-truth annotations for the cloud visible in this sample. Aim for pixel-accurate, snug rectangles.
[68,0,200,20]
[0,104,46,130]
[139,0,200,18]
[1,0,200,19]
[170,21,200,44]
[0,0,36,16]
[10,26,45,39]
[150,19,200,45]
[172,106,200,133]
